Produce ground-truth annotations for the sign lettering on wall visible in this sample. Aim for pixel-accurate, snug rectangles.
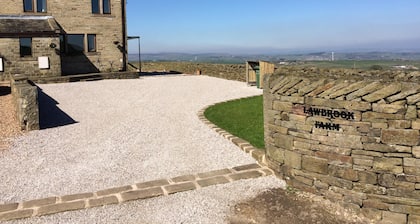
[303,106,355,131]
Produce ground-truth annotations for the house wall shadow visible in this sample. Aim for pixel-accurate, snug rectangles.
[0,86,11,96]
[61,54,100,75]
[38,87,78,129]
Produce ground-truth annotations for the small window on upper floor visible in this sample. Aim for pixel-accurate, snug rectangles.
[92,0,111,14]
[20,37,32,57]
[103,0,111,14]
[23,0,34,12]
[36,0,47,13]
[91,0,100,14]
[24,0,47,13]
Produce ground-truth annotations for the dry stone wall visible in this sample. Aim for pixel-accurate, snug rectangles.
[10,75,39,131]
[264,71,420,223]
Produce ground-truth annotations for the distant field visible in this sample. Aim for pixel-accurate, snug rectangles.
[295,60,420,70]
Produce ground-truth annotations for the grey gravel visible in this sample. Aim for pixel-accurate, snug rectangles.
[0,75,264,203]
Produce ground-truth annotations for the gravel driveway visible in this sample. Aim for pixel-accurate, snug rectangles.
[1,75,286,223]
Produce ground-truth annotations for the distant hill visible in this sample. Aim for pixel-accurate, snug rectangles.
[128,52,420,64]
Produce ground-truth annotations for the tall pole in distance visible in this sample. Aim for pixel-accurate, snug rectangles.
[138,36,141,73]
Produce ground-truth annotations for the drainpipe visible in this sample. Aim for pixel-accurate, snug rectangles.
[121,0,127,71]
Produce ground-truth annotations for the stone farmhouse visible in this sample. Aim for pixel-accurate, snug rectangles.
[0,0,128,80]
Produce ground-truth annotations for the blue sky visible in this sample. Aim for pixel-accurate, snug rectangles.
[126,1,420,54]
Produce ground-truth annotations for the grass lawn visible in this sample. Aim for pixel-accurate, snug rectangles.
[204,95,264,149]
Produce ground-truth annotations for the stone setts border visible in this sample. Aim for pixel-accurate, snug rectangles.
[0,164,272,221]
[0,97,273,221]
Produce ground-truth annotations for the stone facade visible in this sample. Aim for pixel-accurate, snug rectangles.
[0,0,127,79]
[0,37,61,81]
[264,72,420,223]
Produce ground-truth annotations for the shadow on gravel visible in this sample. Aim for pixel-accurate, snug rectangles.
[0,86,11,96]
[38,88,78,129]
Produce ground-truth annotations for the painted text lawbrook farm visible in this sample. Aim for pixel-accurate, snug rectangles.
[303,107,355,131]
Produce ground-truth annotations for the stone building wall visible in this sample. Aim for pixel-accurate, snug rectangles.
[0,37,61,81]
[264,72,420,223]
[0,0,127,76]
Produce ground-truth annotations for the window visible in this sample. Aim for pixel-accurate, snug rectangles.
[91,0,100,13]
[92,0,111,14]
[36,0,47,12]
[87,34,97,52]
[20,38,32,57]
[23,0,34,12]
[67,34,84,55]
[60,34,98,54]
[103,0,111,14]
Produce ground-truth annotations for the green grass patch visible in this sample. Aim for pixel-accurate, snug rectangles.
[204,95,264,149]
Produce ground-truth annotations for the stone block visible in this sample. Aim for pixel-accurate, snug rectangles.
[412,120,420,130]
[293,175,314,186]
[407,93,420,104]
[273,101,293,112]
[364,143,397,153]
[22,197,57,209]
[298,79,327,95]
[266,145,285,163]
[136,179,169,190]
[326,175,353,189]
[61,193,94,202]
[353,150,383,157]
[229,170,263,181]
[197,176,230,187]
[373,157,403,173]
[0,209,33,221]
[302,156,328,174]
[406,106,418,120]
[232,163,262,171]
[413,146,420,158]
[274,134,294,150]
[404,158,420,167]
[164,182,196,194]
[362,112,404,122]
[409,215,420,224]
[404,166,420,175]
[279,96,305,104]
[382,211,407,224]
[378,173,396,188]
[88,196,119,208]
[362,83,402,103]
[326,132,363,149]
[315,151,352,163]
[388,120,412,129]
[37,201,86,216]
[311,144,352,155]
[284,150,302,169]
[394,145,412,153]
[372,122,389,129]
[121,187,164,202]
[197,169,232,179]
[328,164,358,181]
[329,81,366,99]
[372,103,406,114]
[381,129,420,146]
[363,199,389,210]
[360,208,383,221]
[353,157,374,167]
[0,203,18,213]
[353,183,387,195]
